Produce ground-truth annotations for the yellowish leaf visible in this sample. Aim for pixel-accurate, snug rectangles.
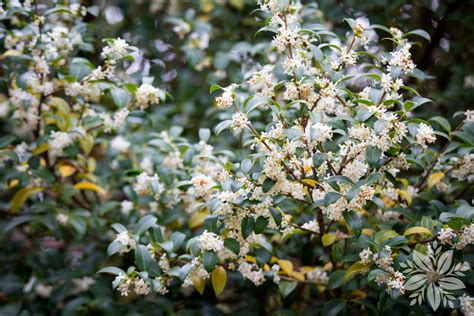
[375,230,399,244]
[191,275,205,295]
[9,179,19,188]
[57,163,76,178]
[87,157,96,173]
[397,189,412,205]
[32,143,49,155]
[398,178,409,187]
[188,208,210,229]
[428,172,444,189]
[322,233,337,247]
[74,181,106,195]
[1,50,22,60]
[11,187,43,212]
[301,179,318,188]
[344,261,369,282]
[245,255,256,263]
[300,266,315,274]
[349,289,367,300]
[362,228,374,236]
[404,226,432,236]
[290,271,305,281]
[278,259,294,275]
[211,266,227,297]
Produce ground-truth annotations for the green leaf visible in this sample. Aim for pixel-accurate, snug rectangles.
[253,216,268,234]
[97,266,126,276]
[241,217,255,239]
[223,238,240,255]
[111,87,132,108]
[405,29,431,42]
[214,120,232,135]
[199,128,211,142]
[279,280,297,297]
[324,192,341,206]
[365,145,382,167]
[344,261,369,281]
[323,299,345,316]
[171,232,186,251]
[204,216,219,233]
[70,62,92,80]
[211,266,227,296]
[203,250,218,272]
[0,135,15,148]
[240,159,253,173]
[209,84,223,94]
[322,233,338,247]
[135,245,152,272]
[135,215,157,235]
[327,270,346,290]
[107,240,125,256]
[429,116,451,133]
[343,211,362,237]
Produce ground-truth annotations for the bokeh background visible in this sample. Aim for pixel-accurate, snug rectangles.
[1,1,473,315]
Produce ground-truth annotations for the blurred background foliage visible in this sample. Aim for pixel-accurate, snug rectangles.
[93,0,474,131]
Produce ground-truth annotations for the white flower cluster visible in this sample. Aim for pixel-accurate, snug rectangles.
[238,261,265,286]
[197,230,224,252]
[114,274,151,296]
[133,172,165,199]
[215,84,236,109]
[136,83,162,109]
[114,231,137,254]
[101,38,134,61]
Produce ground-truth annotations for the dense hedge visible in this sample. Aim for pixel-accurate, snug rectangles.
[0,1,472,315]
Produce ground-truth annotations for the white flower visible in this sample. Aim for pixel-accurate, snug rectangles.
[35,283,52,298]
[48,131,74,151]
[306,267,328,284]
[110,136,131,153]
[114,231,136,254]
[158,254,170,272]
[465,110,474,123]
[101,37,132,60]
[197,230,224,252]
[231,112,250,134]
[389,43,415,73]
[133,172,164,198]
[136,83,161,109]
[301,219,320,233]
[191,174,215,198]
[133,277,151,295]
[56,213,69,225]
[359,248,373,265]
[459,294,474,316]
[342,158,368,182]
[305,122,333,145]
[216,84,236,109]
[120,200,134,216]
[415,123,436,148]
[238,261,265,286]
[455,224,474,249]
[438,227,456,244]
[72,277,95,294]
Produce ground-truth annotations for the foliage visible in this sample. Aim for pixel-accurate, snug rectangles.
[0,0,473,315]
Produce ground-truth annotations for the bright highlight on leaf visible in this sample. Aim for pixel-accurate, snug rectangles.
[74,181,106,195]
[211,266,227,296]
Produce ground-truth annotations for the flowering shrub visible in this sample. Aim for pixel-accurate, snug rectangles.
[1,0,473,315]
